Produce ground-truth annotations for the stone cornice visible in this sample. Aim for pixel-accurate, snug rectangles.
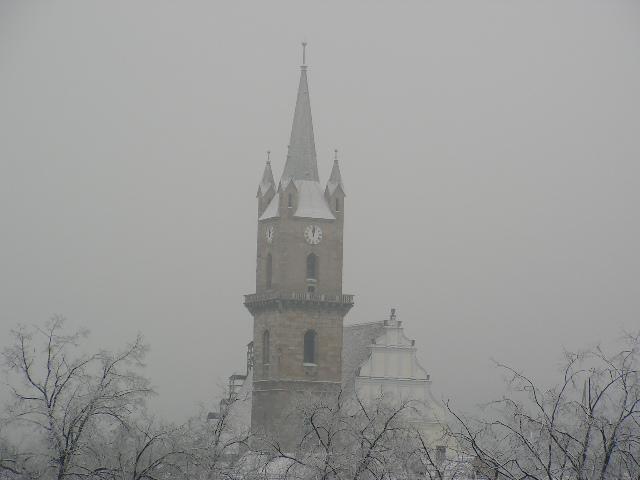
[244,291,354,315]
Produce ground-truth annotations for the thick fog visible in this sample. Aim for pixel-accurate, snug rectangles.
[1,1,639,421]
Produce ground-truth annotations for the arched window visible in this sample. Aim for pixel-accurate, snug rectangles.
[303,330,316,364]
[306,253,317,280]
[335,198,340,212]
[263,330,270,365]
[288,193,293,208]
[266,253,273,289]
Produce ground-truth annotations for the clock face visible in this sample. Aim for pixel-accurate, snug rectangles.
[265,225,274,244]
[304,225,323,245]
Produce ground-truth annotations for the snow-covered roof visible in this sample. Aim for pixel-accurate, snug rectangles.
[258,57,338,222]
[341,321,386,392]
[259,194,280,220]
[258,180,335,221]
[293,180,335,219]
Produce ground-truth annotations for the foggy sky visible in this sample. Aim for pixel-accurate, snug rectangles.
[1,1,639,421]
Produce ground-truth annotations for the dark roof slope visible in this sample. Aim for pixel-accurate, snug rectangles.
[341,321,386,393]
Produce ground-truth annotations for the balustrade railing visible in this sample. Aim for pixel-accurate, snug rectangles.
[244,291,354,305]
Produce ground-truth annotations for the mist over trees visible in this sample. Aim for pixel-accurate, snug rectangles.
[448,333,640,480]
[1,319,639,480]
[0,319,249,480]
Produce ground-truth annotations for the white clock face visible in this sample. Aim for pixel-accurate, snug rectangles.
[304,225,323,245]
[265,225,274,244]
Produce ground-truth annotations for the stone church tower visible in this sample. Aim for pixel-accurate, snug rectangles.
[244,48,353,448]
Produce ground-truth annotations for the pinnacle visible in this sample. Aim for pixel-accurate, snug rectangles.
[258,159,275,196]
[326,151,345,196]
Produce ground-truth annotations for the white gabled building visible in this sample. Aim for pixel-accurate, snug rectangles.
[342,308,449,447]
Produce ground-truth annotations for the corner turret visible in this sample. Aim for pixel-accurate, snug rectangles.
[257,153,275,217]
[325,149,346,217]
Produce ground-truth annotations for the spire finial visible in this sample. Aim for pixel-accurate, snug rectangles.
[301,42,307,66]
[266,150,271,164]
[334,149,338,162]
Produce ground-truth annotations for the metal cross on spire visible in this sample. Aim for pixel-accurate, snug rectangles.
[302,42,307,66]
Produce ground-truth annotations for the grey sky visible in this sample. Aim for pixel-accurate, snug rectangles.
[1,1,639,421]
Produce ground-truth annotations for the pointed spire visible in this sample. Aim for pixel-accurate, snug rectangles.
[326,149,345,195]
[258,151,275,196]
[280,43,319,183]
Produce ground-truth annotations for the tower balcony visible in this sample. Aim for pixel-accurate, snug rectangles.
[244,291,354,315]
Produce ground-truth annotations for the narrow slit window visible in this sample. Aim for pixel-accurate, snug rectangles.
[306,253,317,280]
[266,254,273,289]
[288,193,293,208]
[263,330,270,365]
[303,330,316,364]
[335,198,340,212]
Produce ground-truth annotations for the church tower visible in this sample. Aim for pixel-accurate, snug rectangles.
[244,46,352,448]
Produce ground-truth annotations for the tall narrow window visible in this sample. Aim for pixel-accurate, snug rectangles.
[263,330,270,365]
[335,198,340,212]
[266,254,272,289]
[288,193,293,208]
[306,253,317,280]
[303,330,316,364]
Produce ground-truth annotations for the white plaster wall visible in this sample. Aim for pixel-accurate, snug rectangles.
[354,323,448,445]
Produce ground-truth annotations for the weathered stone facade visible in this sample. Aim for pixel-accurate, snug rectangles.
[245,56,350,449]
[255,213,344,296]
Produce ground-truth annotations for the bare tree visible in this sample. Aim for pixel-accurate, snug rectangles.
[261,391,433,480]
[187,388,253,480]
[410,429,479,480]
[1,318,256,480]
[86,414,197,480]
[0,435,26,480]
[2,317,152,480]
[448,331,640,480]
